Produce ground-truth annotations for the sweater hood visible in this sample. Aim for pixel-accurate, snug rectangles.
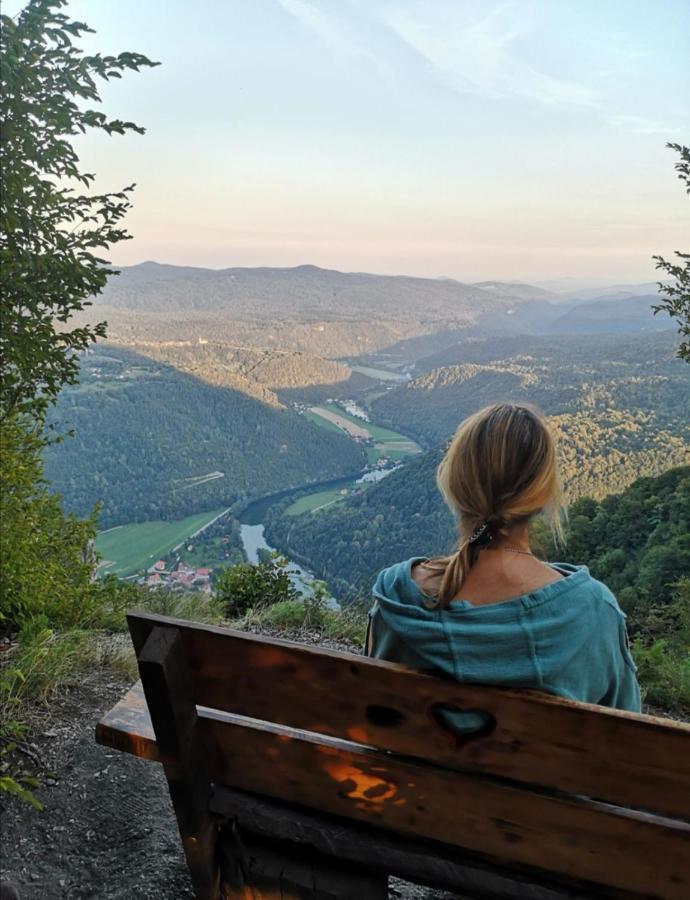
[371,558,626,693]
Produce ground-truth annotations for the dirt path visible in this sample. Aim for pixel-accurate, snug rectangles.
[1,658,457,900]
[1,669,194,900]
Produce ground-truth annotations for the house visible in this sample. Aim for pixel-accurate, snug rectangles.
[146,573,162,586]
[170,571,194,587]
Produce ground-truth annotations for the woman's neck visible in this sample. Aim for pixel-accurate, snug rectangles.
[488,524,531,553]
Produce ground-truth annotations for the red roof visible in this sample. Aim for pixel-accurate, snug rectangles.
[196,567,211,576]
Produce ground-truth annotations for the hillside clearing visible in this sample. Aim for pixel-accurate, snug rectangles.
[284,487,348,516]
[95,509,226,577]
[308,406,370,439]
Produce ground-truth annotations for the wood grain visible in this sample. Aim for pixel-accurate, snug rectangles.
[218,827,388,899]
[95,681,158,761]
[138,627,219,900]
[127,611,690,820]
[211,786,603,900]
[96,688,688,899]
[201,709,690,900]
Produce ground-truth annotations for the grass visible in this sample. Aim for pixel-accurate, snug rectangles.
[320,403,421,452]
[284,488,348,516]
[230,599,368,646]
[303,409,344,434]
[365,446,380,465]
[374,444,417,461]
[95,508,226,577]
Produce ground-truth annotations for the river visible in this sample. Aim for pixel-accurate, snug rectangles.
[237,469,399,606]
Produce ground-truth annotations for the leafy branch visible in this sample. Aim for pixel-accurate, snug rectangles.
[652,143,690,362]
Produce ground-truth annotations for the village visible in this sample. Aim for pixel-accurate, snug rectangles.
[140,558,214,592]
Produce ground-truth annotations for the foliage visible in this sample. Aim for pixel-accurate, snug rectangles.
[265,448,455,602]
[652,144,690,361]
[215,555,299,618]
[631,638,690,713]
[628,579,690,713]
[131,588,225,625]
[0,0,157,421]
[229,583,369,646]
[1,617,95,710]
[542,467,689,616]
[0,417,104,631]
[370,331,689,501]
[0,721,42,811]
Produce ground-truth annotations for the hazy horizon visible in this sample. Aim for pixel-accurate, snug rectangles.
[109,257,664,292]
[12,0,689,282]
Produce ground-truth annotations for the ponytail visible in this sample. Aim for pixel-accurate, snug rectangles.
[425,404,563,608]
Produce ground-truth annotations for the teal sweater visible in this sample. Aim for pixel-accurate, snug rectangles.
[366,559,641,714]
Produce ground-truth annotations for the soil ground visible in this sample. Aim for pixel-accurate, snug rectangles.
[0,640,457,900]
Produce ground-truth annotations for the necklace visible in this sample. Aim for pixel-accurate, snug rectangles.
[487,545,534,557]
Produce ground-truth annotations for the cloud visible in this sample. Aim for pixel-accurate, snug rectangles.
[276,0,381,66]
[382,1,599,109]
[607,114,680,138]
[275,0,682,137]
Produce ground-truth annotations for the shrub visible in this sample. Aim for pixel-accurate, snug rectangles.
[632,638,690,713]
[215,555,299,617]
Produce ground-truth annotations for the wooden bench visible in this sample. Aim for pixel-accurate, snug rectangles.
[96,611,690,900]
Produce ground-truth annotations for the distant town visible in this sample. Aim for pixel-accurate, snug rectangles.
[142,558,213,592]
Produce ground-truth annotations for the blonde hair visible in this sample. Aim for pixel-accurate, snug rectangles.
[428,403,563,607]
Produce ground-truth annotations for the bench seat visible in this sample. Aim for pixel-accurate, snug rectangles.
[96,612,690,900]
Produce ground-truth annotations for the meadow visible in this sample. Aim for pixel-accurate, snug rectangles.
[95,508,226,576]
[284,487,349,516]
[309,402,421,461]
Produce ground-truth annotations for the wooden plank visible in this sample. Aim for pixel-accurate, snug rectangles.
[211,786,604,900]
[127,612,690,820]
[201,709,690,900]
[137,627,219,900]
[218,827,388,899]
[95,681,159,761]
[95,680,689,897]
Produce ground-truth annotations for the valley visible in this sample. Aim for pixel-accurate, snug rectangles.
[45,263,689,599]
[92,397,423,583]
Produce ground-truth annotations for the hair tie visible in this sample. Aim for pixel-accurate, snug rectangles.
[469,521,492,545]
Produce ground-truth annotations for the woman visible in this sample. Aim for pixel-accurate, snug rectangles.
[366,403,641,713]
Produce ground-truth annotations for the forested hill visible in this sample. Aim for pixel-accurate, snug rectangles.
[369,331,689,499]
[265,449,453,600]
[541,466,689,614]
[44,347,364,528]
[264,462,690,613]
[95,262,533,321]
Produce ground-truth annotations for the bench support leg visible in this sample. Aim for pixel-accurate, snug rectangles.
[219,821,388,900]
[138,626,220,900]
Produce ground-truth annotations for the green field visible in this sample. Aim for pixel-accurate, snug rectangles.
[284,488,348,517]
[303,409,343,434]
[318,403,421,458]
[95,508,226,577]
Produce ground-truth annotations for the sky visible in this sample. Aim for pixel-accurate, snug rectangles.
[13,0,690,282]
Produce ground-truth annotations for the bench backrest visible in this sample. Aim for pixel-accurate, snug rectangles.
[125,611,690,899]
